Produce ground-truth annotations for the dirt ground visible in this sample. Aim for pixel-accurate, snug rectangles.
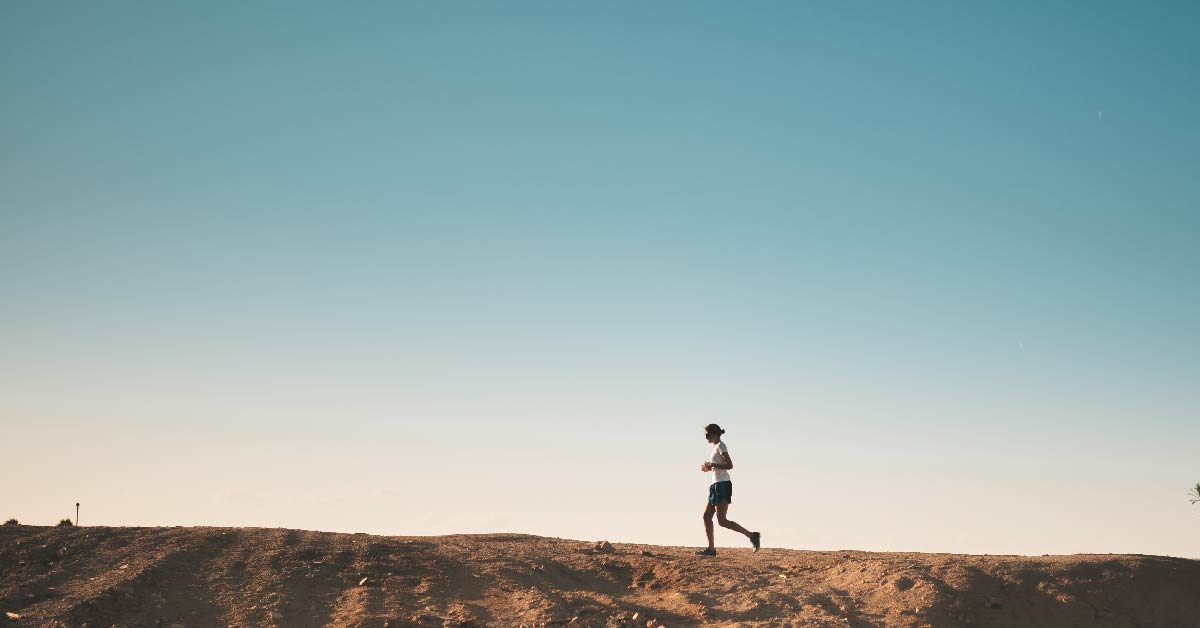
[1,525,1197,627]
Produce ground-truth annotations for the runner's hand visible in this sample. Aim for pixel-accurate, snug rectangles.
[700,462,712,472]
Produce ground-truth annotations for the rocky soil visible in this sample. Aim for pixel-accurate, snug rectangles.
[2,525,1198,627]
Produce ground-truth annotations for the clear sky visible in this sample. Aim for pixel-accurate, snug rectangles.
[2,2,1198,557]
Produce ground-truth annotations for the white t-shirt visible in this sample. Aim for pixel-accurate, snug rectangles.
[710,441,731,483]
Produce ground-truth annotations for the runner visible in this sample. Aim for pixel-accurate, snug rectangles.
[697,423,761,555]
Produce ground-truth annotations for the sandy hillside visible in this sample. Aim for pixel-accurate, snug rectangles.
[1,525,1197,628]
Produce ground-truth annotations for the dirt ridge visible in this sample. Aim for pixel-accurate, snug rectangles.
[2,525,1198,627]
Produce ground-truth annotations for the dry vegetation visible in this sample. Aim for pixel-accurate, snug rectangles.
[1,525,1197,627]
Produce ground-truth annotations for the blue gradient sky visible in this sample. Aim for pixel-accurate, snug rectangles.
[3,2,1198,557]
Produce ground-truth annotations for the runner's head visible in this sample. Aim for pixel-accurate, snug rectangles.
[704,423,725,443]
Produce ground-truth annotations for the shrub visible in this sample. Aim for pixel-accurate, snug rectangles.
[3,518,18,526]
[57,518,74,527]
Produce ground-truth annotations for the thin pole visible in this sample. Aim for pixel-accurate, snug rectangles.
[76,503,80,526]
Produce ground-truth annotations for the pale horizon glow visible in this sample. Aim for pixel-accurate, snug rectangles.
[2,2,1198,558]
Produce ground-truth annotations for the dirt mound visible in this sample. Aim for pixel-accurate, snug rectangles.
[2,525,1197,627]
